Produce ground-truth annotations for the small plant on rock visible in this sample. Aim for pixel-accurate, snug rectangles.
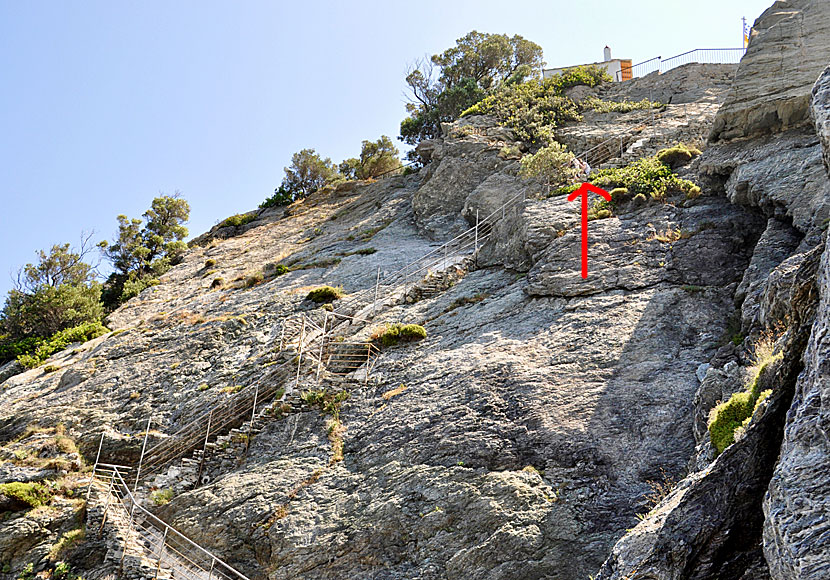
[371,323,427,348]
[150,488,174,506]
[656,143,702,169]
[306,286,344,303]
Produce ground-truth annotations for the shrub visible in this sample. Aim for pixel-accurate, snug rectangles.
[590,156,700,201]
[499,145,522,159]
[210,277,224,289]
[18,321,109,369]
[463,78,582,144]
[221,213,257,228]
[43,365,61,374]
[306,286,344,303]
[265,263,290,277]
[150,489,174,506]
[519,142,576,190]
[582,96,663,114]
[48,528,85,561]
[656,144,702,169]
[0,481,54,509]
[609,187,629,201]
[371,323,427,348]
[0,336,44,363]
[548,183,580,198]
[708,345,783,455]
[204,259,217,269]
[245,272,264,288]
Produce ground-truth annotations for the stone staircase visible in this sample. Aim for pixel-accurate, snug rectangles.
[88,466,248,580]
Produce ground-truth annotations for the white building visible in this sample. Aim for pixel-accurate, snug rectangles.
[543,46,632,82]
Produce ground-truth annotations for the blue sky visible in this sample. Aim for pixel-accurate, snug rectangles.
[0,0,773,299]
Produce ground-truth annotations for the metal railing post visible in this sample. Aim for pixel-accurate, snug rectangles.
[316,312,327,384]
[208,557,216,580]
[98,470,116,537]
[86,432,105,501]
[134,417,152,492]
[372,266,380,317]
[404,267,409,303]
[195,410,213,489]
[153,526,169,580]
[475,210,479,256]
[295,316,306,389]
[248,384,259,449]
[120,501,136,571]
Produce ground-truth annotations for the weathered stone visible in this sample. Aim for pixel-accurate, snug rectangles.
[764,235,830,580]
[710,0,830,142]
[700,128,830,234]
[736,218,803,330]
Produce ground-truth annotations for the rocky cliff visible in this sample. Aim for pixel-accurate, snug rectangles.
[2,2,830,579]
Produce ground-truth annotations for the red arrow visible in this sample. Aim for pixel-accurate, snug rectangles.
[567,183,611,279]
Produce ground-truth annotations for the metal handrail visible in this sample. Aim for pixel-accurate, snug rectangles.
[93,465,250,580]
[616,48,746,81]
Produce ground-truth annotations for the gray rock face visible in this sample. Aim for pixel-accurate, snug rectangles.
[736,218,803,330]
[700,129,830,235]
[710,0,830,142]
[812,65,830,172]
[411,138,518,238]
[600,63,738,105]
[595,242,821,580]
[763,233,830,579]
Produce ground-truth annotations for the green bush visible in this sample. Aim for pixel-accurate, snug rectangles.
[119,276,160,302]
[590,156,700,201]
[519,142,575,190]
[260,185,294,209]
[371,323,427,348]
[708,391,754,455]
[656,144,702,169]
[17,321,109,369]
[306,286,344,303]
[462,78,582,144]
[582,96,663,114]
[210,277,224,289]
[708,354,782,455]
[204,259,217,269]
[221,213,257,228]
[0,336,44,364]
[150,489,174,506]
[0,481,54,509]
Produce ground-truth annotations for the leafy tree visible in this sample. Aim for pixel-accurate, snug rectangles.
[1,239,103,339]
[282,149,339,198]
[400,31,543,145]
[99,194,190,308]
[431,31,544,90]
[260,184,293,209]
[339,136,402,179]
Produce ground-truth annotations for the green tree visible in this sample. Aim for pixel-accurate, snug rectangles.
[431,31,544,90]
[282,149,339,198]
[99,194,190,308]
[1,239,103,339]
[400,31,543,145]
[339,136,402,179]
